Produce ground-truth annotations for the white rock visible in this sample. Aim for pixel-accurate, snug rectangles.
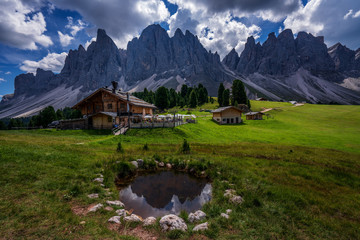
[220,213,229,219]
[188,210,206,223]
[159,214,187,232]
[93,178,103,183]
[230,195,244,204]
[88,203,103,212]
[124,214,142,222]
[97,174,104,178]
[193,222,208,232]
[158,162,165,167]
[224,189,236,198]
[106,200,124,207]
[131,161,138,168]
[137,159,144,167]
[166,163,172,169]
[108,216,121,224]
[143,216,157,226]
[115,209,127,217]
[87,193,99,199]
[100,184,105,187]
[226,209,232,214]
[80,221,86,225]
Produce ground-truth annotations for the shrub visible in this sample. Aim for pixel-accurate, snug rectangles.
[181,139,190,154]
[143,143,149,151]
[117,142,124,153]
[167,230,184,239]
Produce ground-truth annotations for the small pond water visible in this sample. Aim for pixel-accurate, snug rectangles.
[118,171,212,218]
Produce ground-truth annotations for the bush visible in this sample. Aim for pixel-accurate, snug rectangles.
[117,142,124,153]
[143,143,149,151]
[181,139,190,154]
[167,230,184,239]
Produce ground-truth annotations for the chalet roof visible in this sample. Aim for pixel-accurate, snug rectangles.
[244,111,264,115]
[90,111,118,117]
[211,106,242,113]
[72,87,157,109]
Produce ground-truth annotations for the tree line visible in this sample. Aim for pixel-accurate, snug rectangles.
[0,106,82,130]
[133,84,213,110]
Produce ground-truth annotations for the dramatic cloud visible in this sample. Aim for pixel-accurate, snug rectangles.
[20,52,68,73]
[58,31,73,47]
[0,0,52,50]
[50,0,170,48]
[167,2,261,58]
[284,0,360,49]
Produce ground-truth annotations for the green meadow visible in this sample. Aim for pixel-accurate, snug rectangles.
[0,101,359,239]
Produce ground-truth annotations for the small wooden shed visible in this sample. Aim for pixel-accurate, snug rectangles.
[212,106,242,124]
[244,112,264,120]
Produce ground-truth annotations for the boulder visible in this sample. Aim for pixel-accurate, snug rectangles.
[166,163,172,169]
[88,203,103,212]
[108,216,121,224]
[230,196,244,205]
[159,214,187,232]
[188,210,206,223]
[87,193,99,199]
[158,162,165,167]
[137,159,144,167]
[220,213,229,219]
[106,200,125,207]
[143,216,157,226]
[124,214,142,222]
[93,178,103,183]
[193,222,208,232]
[115,209,128,217]
[131,161,138,168]
[104,206,114,211]
[226,209,232,214]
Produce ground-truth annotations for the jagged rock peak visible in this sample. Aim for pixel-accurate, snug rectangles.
[278,29,294,40]
[174,28,184,37]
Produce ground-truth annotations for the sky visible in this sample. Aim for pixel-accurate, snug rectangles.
[1,0,360,99]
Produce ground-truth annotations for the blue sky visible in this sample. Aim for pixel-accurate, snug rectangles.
[1,0,359,99]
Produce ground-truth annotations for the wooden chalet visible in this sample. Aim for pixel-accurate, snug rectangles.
[244,111,264,120]
[211,106,242,124]
[72,86,156,129]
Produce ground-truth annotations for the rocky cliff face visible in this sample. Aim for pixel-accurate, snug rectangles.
[1,26,360,118]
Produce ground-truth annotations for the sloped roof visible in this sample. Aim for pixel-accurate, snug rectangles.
[244,111,264,115]
[90,111,118,117]
[211,106,242,113]
[73,87,157,109]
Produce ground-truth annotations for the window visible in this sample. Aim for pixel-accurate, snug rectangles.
[107,103,112,109]
[223,118,226,122]
[108,116,112,122]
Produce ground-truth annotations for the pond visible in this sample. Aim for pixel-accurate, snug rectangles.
[118,171,212,218]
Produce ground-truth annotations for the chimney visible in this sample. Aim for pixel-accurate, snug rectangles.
[111,81,118,93]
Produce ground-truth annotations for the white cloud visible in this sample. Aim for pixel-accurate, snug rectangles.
[58,31,74,47]
[84,37,96,50]
[283,0,360,49]
[50,0,170,49]
[66,16,86,36]
[0,78,6,82]
[20,52,68,74]
[167,3,261,58]
[5,71,11,75]
[0,0,52,50]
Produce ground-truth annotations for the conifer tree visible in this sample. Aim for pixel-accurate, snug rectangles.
[222,89,230,106]
[218,83,225,107]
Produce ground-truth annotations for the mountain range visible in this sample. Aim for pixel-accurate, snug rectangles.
[1,24,360,118]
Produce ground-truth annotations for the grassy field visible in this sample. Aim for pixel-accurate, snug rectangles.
[0,101,359,239]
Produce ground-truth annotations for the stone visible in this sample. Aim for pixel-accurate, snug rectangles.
[159,214,187,232]
[97,174,104,178]
[124,214,142,222]
[100,184,105,187]
[137,159,144,167]
[226,209,232,214]
[108,216,121,224]
[80,221,86,225]
[193,222,208,232]
[143,216,157,226]
[200,171,206,176]
[166,163,172,169]
[188,210,206,223]
[224,189,236,198]
[88,203,103,212]
[131,161,138,168]
[104,206,114,211]
[106,200,125,207]
[87,193,99,199]
[220,213,229,219]
[158,162,165,167]
[230,195,244,205]
[115,209,128,217]
[93,178,103,183]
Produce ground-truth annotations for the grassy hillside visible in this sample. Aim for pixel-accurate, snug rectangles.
[0,101,359,239]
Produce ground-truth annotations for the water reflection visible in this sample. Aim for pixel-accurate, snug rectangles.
[118,171,212,218]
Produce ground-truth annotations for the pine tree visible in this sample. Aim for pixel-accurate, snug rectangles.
[169,88,177,108]
[218,83,225,107]
[189,89,198,108]
[56,109,64,120]
[0,120,6,130]
[222,89,230,106]
[180,84,188,98]
[231,79,248,105]
[155,86,169,110]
